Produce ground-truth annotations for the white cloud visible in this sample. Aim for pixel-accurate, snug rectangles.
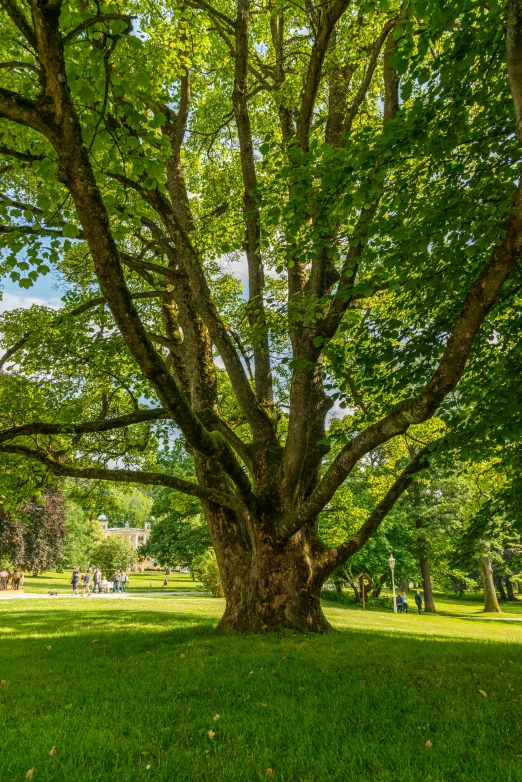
[0,291,62,314]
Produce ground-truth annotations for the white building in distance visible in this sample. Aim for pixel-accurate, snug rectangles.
[97,513,157,571]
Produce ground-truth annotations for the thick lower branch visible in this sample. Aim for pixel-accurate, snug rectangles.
[0,408,166,444]
[0,443,245,513]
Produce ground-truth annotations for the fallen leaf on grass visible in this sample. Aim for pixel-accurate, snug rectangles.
[208,730,215,739]
[298,687,305,692]
[425,740,433,748]
[186,707,192,713]
[49,747,56,757]
[0,680,8,687]
[261,703,268,708]
[266,769,274,777]
[479,690,488,698]
[146,765,151,770]
[213,714,220,721]
[26,770,35,779]
[179,653,186,659]
[92,640,98,644]
[46,646,52,650]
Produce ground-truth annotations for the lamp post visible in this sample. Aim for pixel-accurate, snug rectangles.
[388,554,397,613]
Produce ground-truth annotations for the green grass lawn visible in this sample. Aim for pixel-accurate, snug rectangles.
[1,596,521,782]
[337,587,522,619]
[19,570,205,594]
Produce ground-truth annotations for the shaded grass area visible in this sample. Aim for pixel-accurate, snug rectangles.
[1,597,521,781]
[19,570,205,595]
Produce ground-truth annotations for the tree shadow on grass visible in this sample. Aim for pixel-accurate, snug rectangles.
[1,604,522,782]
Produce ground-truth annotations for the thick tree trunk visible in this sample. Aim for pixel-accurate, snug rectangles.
[204,498,333,633]
[419,555,437,613]
[216,540,333,633]
[480,556,502,613]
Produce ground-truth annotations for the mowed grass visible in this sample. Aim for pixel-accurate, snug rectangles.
[342,587,522,619]
[1,597,521,782]
[19,570,205,594]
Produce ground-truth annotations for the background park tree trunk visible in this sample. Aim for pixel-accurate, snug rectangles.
[480,556,502,613]
[495,575,508,601]
[505,576,517,601]
[419,555,437,613]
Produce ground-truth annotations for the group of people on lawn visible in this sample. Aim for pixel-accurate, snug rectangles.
[70,566,129,596]
[396,591,424,614]
[0,568,21,590]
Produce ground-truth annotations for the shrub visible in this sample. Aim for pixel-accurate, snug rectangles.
[192,549,223,597]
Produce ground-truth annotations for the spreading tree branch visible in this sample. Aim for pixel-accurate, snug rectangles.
[0,407,167,444]
[0,443,246,513]
[282,171,522,537]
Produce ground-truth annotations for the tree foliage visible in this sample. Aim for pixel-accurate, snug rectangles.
[0,0,521,629]
[0,490,67,574]
[90,536,138,576]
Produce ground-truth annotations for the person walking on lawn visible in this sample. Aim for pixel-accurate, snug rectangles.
[82,569,92,596]
[70,566,80,596]
[121,572,128,592]
[11,569,20,590]
[93,567,102,594]
[113,571,121,593]
[401,592,409,614]
[396,594,403,613]
[415,591,423,614]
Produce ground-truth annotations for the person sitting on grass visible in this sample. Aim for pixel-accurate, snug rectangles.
[82,569,91,597]
[70,566,80,596]
[401,592,409,614]
[415,591,423,614]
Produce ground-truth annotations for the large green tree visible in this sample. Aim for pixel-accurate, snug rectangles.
[0,0,521,631]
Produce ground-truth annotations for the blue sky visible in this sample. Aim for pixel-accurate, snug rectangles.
[0,271,65,313]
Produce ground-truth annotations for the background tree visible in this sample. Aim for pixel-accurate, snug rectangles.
[0,0,521,631]
[90,536,138,577]
[143,512,210,573]
[0,490,67,576]
[59,502,103,570]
